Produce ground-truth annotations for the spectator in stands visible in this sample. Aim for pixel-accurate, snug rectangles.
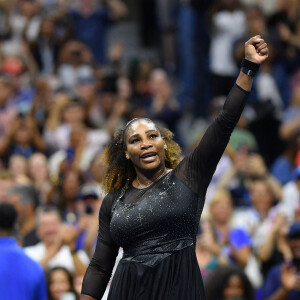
[204,265,255,300]
[263,221,300,300]
[209,0,247,97]
[0,115,46,167]
[280,166,300,223]
[29,17,60,75]
[7,184,40,246]
[47,266,79,300]
[196,220,223,281]
[0,170,14,203]
[8,154,30,185]
[0,202,47,300]
[258,213,292,278]
[208,188,262,288]
[68,0,128,64]
[28,152,51,205]
[25,207,89,275]
[48,168,84,223]
[0,76,18,149]
[147,68,180,134]
[231,177,280,252]
[271,138,300,185]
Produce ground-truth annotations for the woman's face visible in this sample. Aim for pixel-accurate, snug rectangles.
[49,269,71,300]
[125,119,166,172]
[210,196,232,224]
[62,171,81,199]
[222,274,245,300]
[29,154,49,181]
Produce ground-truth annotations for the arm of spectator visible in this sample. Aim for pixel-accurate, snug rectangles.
[39,236,64,271]
[62,224,88,276]
[279,114,300,141]
[72,132,88,171]
[265,263,297,300]
[106,0,128,20]
[216,147,248,190]
[258,213,285,262]
[45,94,70,131]
[106,98,127,136]
[0,118,19,155]
[79,215,99,258]
[30,118,46,152]
[278,22,300,50]
[247,153,282,201]
[231,245,251,267]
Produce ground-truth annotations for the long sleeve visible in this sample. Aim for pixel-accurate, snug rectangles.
[81,192,119,299]
[174,84,249,196]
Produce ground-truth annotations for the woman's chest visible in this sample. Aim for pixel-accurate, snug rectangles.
[110,175,202,248]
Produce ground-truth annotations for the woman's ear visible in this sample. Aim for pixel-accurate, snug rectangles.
[164,144,167,151]
[125,151,130,160]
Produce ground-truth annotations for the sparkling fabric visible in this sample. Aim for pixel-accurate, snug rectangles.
[81,84,249,300]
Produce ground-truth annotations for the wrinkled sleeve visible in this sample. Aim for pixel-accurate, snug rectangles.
[81,191,119,300]
[174,84,249,196]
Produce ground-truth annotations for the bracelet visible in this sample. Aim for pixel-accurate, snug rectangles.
[241,58,260,78]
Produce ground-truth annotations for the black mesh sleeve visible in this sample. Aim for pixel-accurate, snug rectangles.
[81,191,119,300]
[174,84,249,196]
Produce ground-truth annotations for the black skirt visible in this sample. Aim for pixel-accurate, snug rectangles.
[108,246,206,300]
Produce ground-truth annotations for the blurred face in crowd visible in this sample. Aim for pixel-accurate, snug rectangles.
[28,153,49,182]
[8,193,29,225]
[40,18,55,39]
[90,155,105,183]
[246,7,266,35]
[222,274,245,300]
[38,211,61,245]
[149,69,168,94]
[210,192,233,225]
[0,176,14,203]
[250,180,273,215]
[9,155,28,179]
[76,79,96,101]
[48,268,72,300]
[288,236,300,260]
[62,103,85,124]
[14,118,35,145]
[20,0,38,18]
[62,170,81,200]
[0,79,13,106]
[117,77,132,100]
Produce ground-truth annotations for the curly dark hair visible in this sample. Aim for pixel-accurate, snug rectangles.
[204,266,255,300]
[101,118,181,194]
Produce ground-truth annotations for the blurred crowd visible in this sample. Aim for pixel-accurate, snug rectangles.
[1,0,300,299]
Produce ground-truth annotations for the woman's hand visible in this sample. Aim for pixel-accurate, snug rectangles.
[245,35,269,64]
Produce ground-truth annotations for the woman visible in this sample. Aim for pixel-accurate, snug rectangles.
[204,265,254,300]
[81,36,268,300]
[47,266,78,300]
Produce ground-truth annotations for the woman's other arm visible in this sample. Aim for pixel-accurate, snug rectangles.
[176,36,269,196]
[81,193,119,300]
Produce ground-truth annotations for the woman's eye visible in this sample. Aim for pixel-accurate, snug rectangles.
[149,134,157,139]
[131,138,139,143]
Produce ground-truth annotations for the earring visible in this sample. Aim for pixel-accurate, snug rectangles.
[125,154,130,159]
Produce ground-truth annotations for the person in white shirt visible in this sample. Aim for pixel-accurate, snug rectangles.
[25,207,89,276]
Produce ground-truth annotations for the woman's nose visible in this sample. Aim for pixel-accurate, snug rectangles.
[141,139,152,149]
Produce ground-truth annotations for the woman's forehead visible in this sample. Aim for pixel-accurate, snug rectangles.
[126,119,157,135]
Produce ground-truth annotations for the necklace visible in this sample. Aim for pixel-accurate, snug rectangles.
[136,168,169,188]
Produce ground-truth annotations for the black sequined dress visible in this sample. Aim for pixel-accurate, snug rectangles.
[81,84,249,300]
